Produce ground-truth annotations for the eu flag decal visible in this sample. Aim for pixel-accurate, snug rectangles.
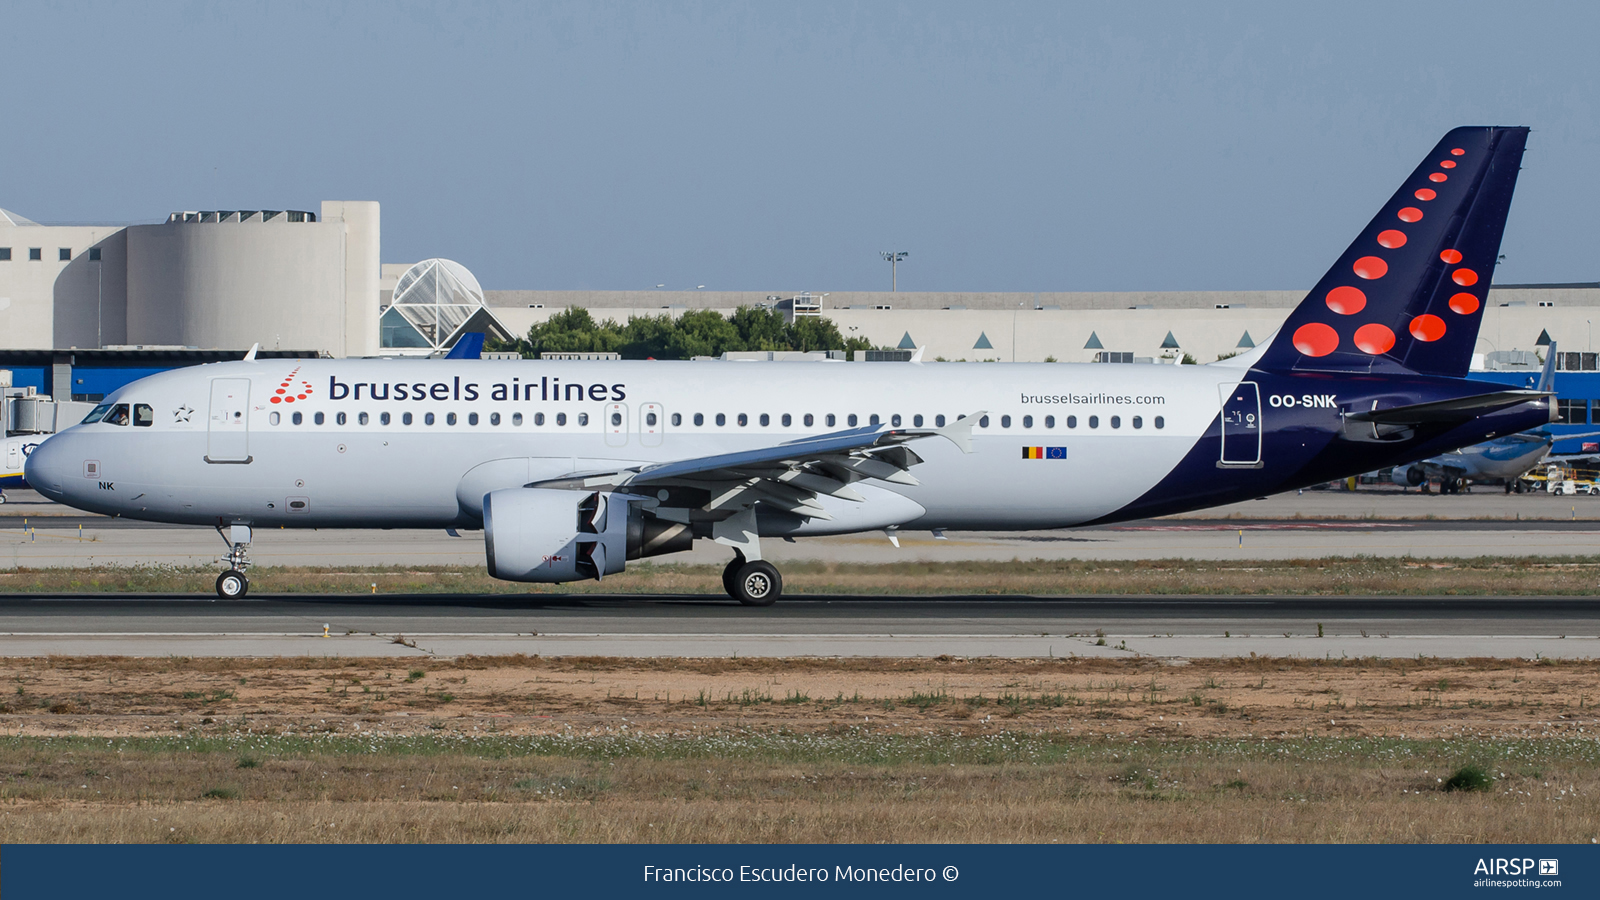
[1023,447,1067,459]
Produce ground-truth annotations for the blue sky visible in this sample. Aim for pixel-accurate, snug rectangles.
[4,2,1596,292]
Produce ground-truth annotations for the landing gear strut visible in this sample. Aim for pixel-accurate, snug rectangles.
[214,523,253,599]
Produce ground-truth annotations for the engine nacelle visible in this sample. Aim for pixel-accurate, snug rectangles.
[482,488,693,582]
[1390,465,1426,487]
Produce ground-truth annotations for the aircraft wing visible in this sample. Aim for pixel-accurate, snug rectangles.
[531,414,983,521]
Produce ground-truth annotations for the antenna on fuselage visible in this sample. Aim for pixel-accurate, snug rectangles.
[243,343,260,362]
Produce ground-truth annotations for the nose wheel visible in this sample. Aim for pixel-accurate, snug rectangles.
[216,570,249,599]
[723,555,782,606]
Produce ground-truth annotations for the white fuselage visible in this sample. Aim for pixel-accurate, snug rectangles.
[25,358,1245,531]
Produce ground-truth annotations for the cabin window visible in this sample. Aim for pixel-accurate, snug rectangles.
[646,412,658,426]
[913,414,923,427]
[694,413,704,426]
[380,412,391,425]
[978,415,989,428]
[515,412,526,426]
[870,414,880,425]
[1067,415,1077,428]
[424,412,435,425]
[1045,415,1055,428]
[402,412,413,425]
[358,412,369,425]
[468,412,478,425]
[1022,415,1033,428]
[133,404,154,427]
[804,414,814,427]
[759,413,769,426]
[611,412,622,426]
[1000,415,1011,428]
[848,414,858,427]
[488,412,498,425]
[891,414,902,427]
[336,412,347,426]
[579,412,590,426]
[1154,416,1164,429]
[447,412,458,425]
[716,413,726,426]
[530,412,540,425]
[670,412,681,426]
[269,412,281,425]
[1110,415,1121,428]
[935,414,945,427]
[314,412,325,425]
[738,413,748,427]
[1132,415,1142,429]
[1088,415,1099,428]
[556,412,567,426]
[293,412,304,425]
[826,414,836,427]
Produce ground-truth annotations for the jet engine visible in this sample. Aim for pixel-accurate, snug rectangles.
[482,488,693,582]
[1389,464,1427,487]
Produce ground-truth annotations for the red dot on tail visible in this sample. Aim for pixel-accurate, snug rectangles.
[1325,286,1367,315]
[275,389,285,395]
[1449,292,1480,315]
[1376,230,1407,249]
[1452,268,1479,286]
[1292,323,1339,357]
[1409,314,1447,342]
[284,396,295,403]
[1413,189,1436,202]
[1440,160,1457,169]
[1429,172,1448,183]
[1353,323,1396,355]
[1398,207,1423,222]
[1450,148,1465,156]
[1440,249,1463,264]
[1352,256,1388,280]
[270,397,282,404]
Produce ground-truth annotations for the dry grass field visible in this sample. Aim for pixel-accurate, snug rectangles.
[4,556,1600,595]
[0,655,1594,843]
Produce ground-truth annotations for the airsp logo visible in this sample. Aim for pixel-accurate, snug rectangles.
[1473,858,1550,876]
[1539,859,1559,876]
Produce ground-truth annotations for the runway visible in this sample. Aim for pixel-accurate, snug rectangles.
[1,593,1595,660]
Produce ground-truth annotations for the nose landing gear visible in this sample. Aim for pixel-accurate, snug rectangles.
[214,523,253,599]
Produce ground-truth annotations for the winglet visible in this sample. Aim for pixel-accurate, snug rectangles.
[909,345,926,365]
[243,343,259,362]
[1538,340,1558,393]
[930,410,985,454]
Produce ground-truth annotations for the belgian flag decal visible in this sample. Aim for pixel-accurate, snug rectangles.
[1023,447,1067,460]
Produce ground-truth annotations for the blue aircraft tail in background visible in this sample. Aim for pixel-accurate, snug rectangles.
[444,333,486,360]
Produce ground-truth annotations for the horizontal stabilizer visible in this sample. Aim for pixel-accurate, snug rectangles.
[1345,390,1547,426]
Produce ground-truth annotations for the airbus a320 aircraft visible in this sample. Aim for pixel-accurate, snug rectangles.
[26,126,1552,604]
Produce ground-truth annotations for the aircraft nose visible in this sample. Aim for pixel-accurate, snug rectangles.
[22,435,69,500]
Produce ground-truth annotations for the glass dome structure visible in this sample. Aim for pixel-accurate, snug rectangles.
[380,258,510,351]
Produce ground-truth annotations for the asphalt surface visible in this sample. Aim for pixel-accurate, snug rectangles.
[0,593,1595,659]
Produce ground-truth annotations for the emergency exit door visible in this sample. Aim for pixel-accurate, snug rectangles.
[1218,381,1261,467]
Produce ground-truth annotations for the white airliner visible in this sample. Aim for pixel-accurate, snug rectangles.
[25,126,1553,603]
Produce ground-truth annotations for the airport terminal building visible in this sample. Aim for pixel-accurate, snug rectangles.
[4,198,1600,434]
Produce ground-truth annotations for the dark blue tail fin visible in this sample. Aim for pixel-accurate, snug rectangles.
[445,332,486,360]
[1258,126,1529,377]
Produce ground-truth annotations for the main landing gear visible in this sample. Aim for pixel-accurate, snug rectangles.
[214,523,253,599]
[721,551,782,606]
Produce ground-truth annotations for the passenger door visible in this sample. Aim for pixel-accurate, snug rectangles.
[1218,381,1262,467]
[206,378,252,463]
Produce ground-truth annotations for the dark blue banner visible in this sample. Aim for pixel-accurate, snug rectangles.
[4,844,1594,898]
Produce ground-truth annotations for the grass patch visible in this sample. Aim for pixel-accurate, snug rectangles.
[1444,764,1495,792]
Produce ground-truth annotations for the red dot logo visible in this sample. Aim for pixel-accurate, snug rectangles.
[1439,160,1457,169]
[1353,323,1396,355]
[1293,323,1339,357]
[1376,230,1407,249]
[1428,172,1448,183]
[1448,292,1480,315]
[284,396,295,403]
[275,388,285,395]
[1414,189,1436,201]
[1398,207,1424,222]
[1452,268,1479,286]
[1450,148,1465,156]
[1352,256,1389,280]
[270,396,282,404]
[1440,249,1463,264]
[1409,314,1447,342]
[1325,286,1367,315]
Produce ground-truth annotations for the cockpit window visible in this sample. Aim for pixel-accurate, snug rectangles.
[82,403,112,424]
[104,404,131,426]
[133,404,154,427]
